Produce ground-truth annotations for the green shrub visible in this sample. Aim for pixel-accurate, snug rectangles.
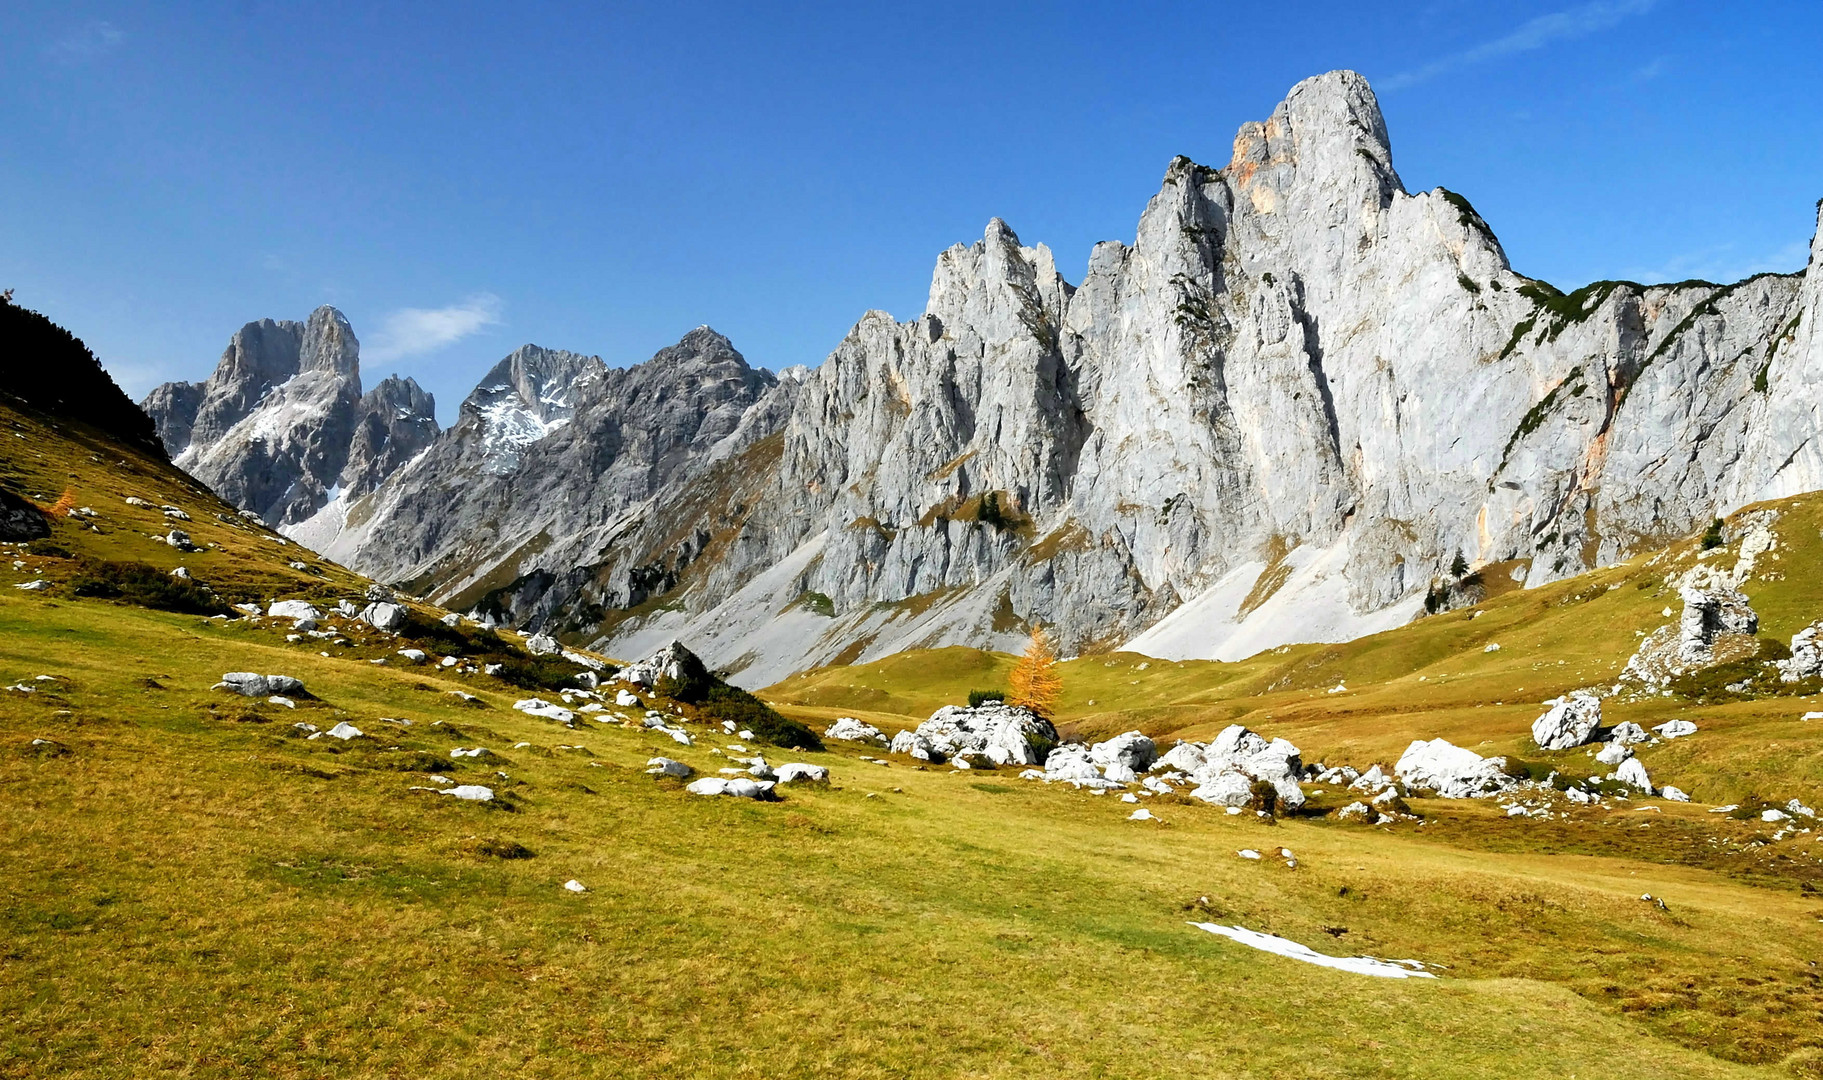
[968,689,1005,708]
[489,656,588,692]
[700,686,823,751]
[68,560,225,616]
[25,539,73,558]
[1248,780,1279,818]
[1701,518,1725,550]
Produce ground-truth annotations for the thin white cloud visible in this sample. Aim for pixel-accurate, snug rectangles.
[1622,240,1810,287]
[1380,0,1656,91]
[46,21,124,63]
[366,294,503,361]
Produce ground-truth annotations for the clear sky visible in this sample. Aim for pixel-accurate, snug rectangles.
[4,1,1820,424]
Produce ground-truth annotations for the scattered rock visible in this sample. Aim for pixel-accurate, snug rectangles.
[1395,738,1516,798]
[1612,757,1654,793]
[450,747,491,759]
[360,602,407,632]
[684,776,776,799]
[319,721,364,741]
[1090,731,1158,774]
[615,689,641,708]
[1336,801,1374,821]
[267,600,321,621]
[774,763,829,784]
[439,784,494,801]
[514,698,577,724]
[1128,807,1155,821]
[1653,719,1697,739]
[620,640,710,689]
[214,672,305,697]
[1677,584,1757,664]
[1594,742,1632,766]
[525,633,562,656]
[1238,849,1262,860]
[646,757,693,778]
[902,703,1060,766]
[13,580,50,591]
[563,879,586,893]
[397,648,428,664]
[824,716,889,746]
[1776,621,1823,683]
[1608,721,1650,745]
[1189,770,1254,807]
[1531,692,1602,750]
[1659,786,1690,802]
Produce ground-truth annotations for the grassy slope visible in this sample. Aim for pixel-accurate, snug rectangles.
[4,595,1820,1079]
[4,401,1823,1075]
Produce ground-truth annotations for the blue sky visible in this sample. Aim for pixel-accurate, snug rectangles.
[4,1,1820,424]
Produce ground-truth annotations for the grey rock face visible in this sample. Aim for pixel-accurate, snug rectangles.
[176,70,1823,689]
[0,487,50,541]
[141,306,438,534]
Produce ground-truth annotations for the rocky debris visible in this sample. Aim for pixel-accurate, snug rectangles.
[397,649,428,664]
[1128,807,1156,821]
[1336,801,1375,821]
[615,689,641,708]
[1531,692,1602,750]
[525,633,562,656]
[646,757,693,778]
[1654,719,1697,739]
[1394,739,1516,798]
[268,696,296,709]
[563,879,587,893]
[450,747,491,759]
[1089,731,1158,778]
[267,600,321,622]
[619,641,710,689]
[685,776,776,799]
[318,722,364,741]
[437,784,495,802]
[1192,725,1306,810]
[1157,741,1209,774]
[360,602,407,632]
[774,763,829,784]
[899,704,1059,766]
[1608,721,1650,745]
[1594,742,1632,766]
[1677,584,1758,664]
[1189,770,1254,807]
[1041,744,1113,786]
[165,528,197,551]
[215,672,306,697]
[514,698,577,724]
[1612,758,1654,793]
[824,716,889,746]
[1777,621,1823,683]
[1660,786,1690,802]
[14,580,50,591]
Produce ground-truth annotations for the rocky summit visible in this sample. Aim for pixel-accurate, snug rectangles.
[148,71,1823,687]
[142,306,440,536]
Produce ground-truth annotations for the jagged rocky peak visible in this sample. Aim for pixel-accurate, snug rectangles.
[141,305,440,532]
[463,344,601,460]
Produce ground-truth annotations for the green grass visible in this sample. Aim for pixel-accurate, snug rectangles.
[7,396,1823,1076]
[4,591,1822,1076]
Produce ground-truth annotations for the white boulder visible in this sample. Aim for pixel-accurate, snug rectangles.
[525,633,562,656]
[774,763,829,784]
[320,722,364,741]
[1776,621,1823,683]
[514,698,577,724]
[1594,742,1632,766]
[824,716,889,746]
[646,757,693,778]
[360,601,408,632]
[1608,721,1650,745]
[397,649,428,664]
[1612,757,1654,793]
[1188,770,1254,807]
[1395,739,1516,798]
[905,704,1059,766]
[615,689,641,708]
[685,777,775,799]
[1531,692,1602,750]
[1654,719,1697,739]
[267,600,321,621]
[439,784,494,801]
[1089,731,1158,773]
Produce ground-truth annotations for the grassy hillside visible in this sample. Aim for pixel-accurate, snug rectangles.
[6,396,1823,1075]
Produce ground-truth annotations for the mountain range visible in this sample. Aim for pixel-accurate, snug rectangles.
[144,70,1823,686]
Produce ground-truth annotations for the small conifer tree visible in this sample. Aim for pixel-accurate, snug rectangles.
[1007,626,1062,717]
